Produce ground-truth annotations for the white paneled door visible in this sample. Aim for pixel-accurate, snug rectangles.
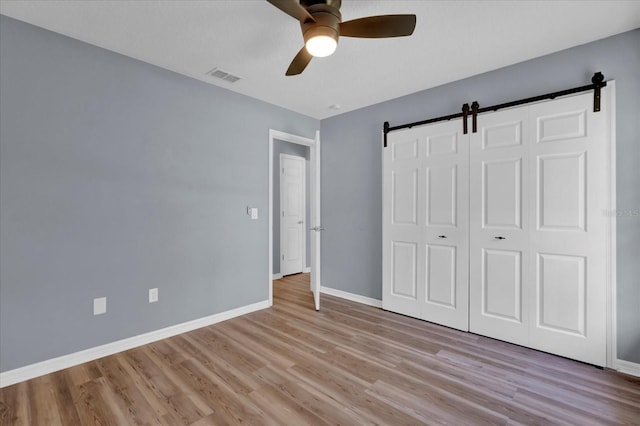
[526,93,608,366]
[470,92,608,366]
[280,154,305,276]
[384,89,612,367]
[469,106,531,346]
[383,120,470,331]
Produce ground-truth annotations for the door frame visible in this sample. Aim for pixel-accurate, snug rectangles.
[269,129,321,307]
[279,153,307,277]
[605,82,617,369]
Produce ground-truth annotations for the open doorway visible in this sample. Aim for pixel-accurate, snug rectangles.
[268,129,321,310]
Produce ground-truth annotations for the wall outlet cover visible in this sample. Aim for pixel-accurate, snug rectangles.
[93,297,107,315]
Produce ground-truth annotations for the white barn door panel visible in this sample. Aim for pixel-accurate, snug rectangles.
[384,130,421,318]
[469,92,608,366]
[383,120,469,331]
[527,92,608,366]
[469,106,530,346]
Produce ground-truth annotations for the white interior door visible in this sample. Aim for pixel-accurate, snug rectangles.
[280,154,305,276]
[526,92,608,366]
[469,91,609,366]
[383,119,469,331]
[310,131,321,310]
[469,105,530,346]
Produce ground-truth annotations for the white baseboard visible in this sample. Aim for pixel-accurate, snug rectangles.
[303,267,311,273]
[321,286,382,308]
[615,359,640,377]
[0,299,270,388]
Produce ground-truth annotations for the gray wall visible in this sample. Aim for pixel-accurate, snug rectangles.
[320,29,640,363]
[1,13,637,373]
[0,15,319,372]
[272,140,310,274]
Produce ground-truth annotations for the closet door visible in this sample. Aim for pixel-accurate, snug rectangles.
[469,106,530,346]
[527,92,608,366]
[469,91,609,366]
[383,126,423,319]
[383,120,469,331]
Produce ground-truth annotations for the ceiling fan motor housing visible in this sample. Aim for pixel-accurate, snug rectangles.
[301,1,342,47]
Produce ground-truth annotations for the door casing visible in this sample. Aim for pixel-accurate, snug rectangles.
[269,129,321,309]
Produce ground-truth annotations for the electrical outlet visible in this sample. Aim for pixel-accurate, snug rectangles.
[93,297,107,315]
[149,288,158,303]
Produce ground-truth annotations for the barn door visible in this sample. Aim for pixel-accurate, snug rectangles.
[469,105,530,346]
[384,88,611,367]
[469,91,608,366]
[383,119,469,331]
[526,92,608,366]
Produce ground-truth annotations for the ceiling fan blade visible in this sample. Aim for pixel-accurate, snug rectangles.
[267,0,315,23]
[340,15,416,38]
[286,47,313,76]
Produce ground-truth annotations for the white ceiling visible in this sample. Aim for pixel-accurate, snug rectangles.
[2,1,639,119]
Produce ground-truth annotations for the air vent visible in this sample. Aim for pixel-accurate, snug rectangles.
[206,67,242,83]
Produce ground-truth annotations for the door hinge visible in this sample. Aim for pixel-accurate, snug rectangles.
[282,254,285,260]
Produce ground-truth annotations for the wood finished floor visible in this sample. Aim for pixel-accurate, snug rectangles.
[1,273,639,425]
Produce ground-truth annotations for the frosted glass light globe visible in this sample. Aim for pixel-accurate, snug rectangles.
[306,35,337,57]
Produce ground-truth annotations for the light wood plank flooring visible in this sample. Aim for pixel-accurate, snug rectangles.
[1,273,639,425]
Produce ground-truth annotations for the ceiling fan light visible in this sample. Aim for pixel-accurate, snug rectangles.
[305,35,337,57]
[303,24,339,58]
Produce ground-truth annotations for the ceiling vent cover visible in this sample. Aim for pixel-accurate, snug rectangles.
[206,67,242,83]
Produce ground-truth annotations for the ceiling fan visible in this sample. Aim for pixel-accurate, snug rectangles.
[267,0,417,76]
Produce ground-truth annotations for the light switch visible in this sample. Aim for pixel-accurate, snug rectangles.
[251,208,258,220]
[149,288,158,303]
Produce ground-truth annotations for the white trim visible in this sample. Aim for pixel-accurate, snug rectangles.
[606,82,617,369]
[0,300,270,388]
[272,273,283,280]
[615,359,640,378]
[270,129,316,147]
[268,129,320,309]
[321,286,382,308]
[303,266,311,273]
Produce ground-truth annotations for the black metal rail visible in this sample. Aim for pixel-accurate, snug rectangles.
[383,72,606,147]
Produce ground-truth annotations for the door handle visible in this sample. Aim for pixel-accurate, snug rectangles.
[310,226,325,232]
[438,235,447,239]
[494,236,506,240]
